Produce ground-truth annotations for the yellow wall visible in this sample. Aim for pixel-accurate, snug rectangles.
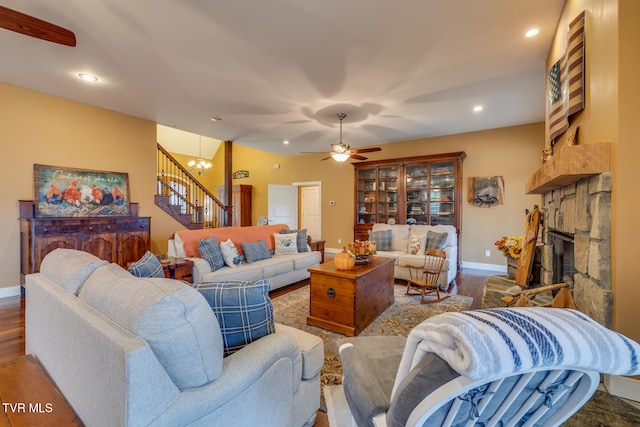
[547,0,639,341]
[615,0,640,341]
[0,82,179,288]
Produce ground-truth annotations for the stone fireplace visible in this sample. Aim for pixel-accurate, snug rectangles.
[527,143,612,327]
[539,172,612,327]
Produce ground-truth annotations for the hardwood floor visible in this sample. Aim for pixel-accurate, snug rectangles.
[0,268,493,426]
[0,294,25,364]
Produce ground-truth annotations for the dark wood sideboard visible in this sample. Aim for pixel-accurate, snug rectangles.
[19,201,150,283]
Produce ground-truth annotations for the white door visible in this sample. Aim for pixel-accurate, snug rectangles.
[268,184,298,229]
[300,186,321,240]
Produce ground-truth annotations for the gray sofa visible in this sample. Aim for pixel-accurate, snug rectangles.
[167,224,322,290]
[25,249,323,427]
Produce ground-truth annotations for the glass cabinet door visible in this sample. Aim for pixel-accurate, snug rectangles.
[377,165,399,224]
[405,164,428,224]
[429,161,455,225]
[356,167,377,224]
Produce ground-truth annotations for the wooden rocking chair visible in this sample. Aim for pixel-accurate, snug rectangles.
[405,248,449,304]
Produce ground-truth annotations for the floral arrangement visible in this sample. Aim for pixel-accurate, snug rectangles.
[494,236,523,259]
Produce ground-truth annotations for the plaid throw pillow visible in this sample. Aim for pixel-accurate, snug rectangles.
[127,251,164,278]
[241,240,272,263]
[281,228,309,252]
[368,229,393,251]
[198,279,275,357]
[425,231,448,250]
[198,236,225,271]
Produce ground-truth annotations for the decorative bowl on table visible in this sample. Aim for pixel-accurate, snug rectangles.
[347,240,376,265]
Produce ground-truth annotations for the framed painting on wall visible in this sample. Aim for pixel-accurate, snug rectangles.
[468,176,505,208]
[34,164,131,217]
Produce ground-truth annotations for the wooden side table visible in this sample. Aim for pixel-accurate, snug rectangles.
[0,354,83,426]
[308,240,326,263]
[163,257,194,283]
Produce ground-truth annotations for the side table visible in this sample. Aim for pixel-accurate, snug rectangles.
[0,354,83,426]
[163,257,194,283]
[308,240,326,263]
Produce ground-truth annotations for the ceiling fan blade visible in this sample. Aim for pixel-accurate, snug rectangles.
[0,6,76,46]
[351,147,382,154]
[350,154,368,161]
[321,155,333,161]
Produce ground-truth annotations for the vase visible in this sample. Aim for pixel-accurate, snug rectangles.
[507,256,518,279]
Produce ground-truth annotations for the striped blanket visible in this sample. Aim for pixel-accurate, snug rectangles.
[393,308,640,394]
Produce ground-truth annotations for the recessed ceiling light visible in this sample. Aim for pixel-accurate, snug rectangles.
[283,140,290,145]
[525,28,539,38]
[78,73,99,82]
[473,105,483,112]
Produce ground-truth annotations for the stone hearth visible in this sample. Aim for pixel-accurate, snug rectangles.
[540,172,612,327]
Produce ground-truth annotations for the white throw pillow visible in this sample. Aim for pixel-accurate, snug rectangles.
[408,234,426,255]
[274,232,298,256]
[173,233,187,258]
[220,238,242,267]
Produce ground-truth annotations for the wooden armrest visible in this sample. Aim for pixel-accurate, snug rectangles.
[404,264,423,269]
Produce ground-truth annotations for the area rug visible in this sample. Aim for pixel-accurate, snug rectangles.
[271,284,473,392]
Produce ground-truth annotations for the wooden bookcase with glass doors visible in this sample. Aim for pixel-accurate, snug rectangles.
[353,152,465,253]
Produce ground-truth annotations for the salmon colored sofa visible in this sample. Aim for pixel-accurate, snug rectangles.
[168,224,322,290]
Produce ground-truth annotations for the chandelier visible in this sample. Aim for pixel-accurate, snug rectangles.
[188,137,212,174]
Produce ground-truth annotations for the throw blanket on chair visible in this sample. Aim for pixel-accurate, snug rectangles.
[393,307,640,397]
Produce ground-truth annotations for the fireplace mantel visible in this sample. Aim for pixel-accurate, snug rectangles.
[526,143,611,194]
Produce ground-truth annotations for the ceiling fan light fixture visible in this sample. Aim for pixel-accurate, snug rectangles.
[331,152,350,162]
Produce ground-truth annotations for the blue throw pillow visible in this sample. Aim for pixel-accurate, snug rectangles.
[281,228,309,252]
[128,251,164,278]
[368,229,393,251]
[198,279,275,357]
[199,236,225,271]
[241,240,272,263]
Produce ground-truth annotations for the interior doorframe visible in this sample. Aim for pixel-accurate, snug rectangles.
[293,181,322,239]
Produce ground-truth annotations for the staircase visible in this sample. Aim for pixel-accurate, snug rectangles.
[156,144,229,229]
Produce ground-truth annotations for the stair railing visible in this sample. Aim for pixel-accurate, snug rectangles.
[156,143,229,228]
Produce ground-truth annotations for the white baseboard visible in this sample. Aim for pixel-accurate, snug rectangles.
[604,374,640,403]
[0,286,22,299]
[460,261,507,272]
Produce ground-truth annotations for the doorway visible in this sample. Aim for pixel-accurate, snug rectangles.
[268,182,322,239]
[299,184,321,240]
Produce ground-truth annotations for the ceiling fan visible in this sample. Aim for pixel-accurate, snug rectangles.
[0,6,76,46]
[304,113,382,162]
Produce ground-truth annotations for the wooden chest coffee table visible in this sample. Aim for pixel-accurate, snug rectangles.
[307,256,394,336]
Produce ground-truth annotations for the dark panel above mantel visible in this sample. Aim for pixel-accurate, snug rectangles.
[526,143,611,194]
